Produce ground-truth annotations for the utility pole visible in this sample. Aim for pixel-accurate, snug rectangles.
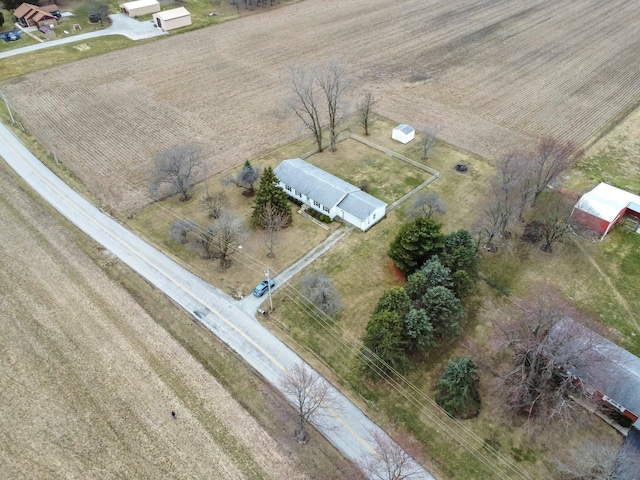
[1,90,15,124]
[265,267,273,311]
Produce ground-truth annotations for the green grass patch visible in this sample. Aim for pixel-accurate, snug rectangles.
[0,36,137,81]
[306,138,431,204]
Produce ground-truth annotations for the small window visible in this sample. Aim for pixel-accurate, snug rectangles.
[323,206,330,213]
[314,200,320,208]
[297,191,302,197]
[373,214,376,219]
[286,185,291,192]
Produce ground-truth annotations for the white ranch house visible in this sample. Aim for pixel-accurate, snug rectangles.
[274,158,387,232]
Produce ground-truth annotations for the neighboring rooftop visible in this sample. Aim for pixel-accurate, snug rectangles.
[575,182,640,222]
[154,7,190,21]
[549,317,640,421]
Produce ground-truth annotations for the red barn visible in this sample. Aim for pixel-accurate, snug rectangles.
[571,183,640,239]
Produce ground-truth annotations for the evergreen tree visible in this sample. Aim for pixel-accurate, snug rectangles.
[362,310,409,377]
[404,308,435,353]
[373,287,412,319]
[421,286,463,339]
[252,167,292,227]
[441,230,478,297]
[388,217,445,276]
[435,357,480,418]
[1,0,21,11]
[405,256,453,305]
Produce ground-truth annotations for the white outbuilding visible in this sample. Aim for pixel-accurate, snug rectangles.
[119,0,160,17]
[392,124,415,144]
[153,7,191,31]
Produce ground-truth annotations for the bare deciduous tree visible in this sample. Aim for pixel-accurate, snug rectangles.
[258,202,289,258]
[539,197,574,253]
[279,363,336,443]
[530,137,583,206]
[222,161,261,196]
[408,192,446,219]
[357,91,377,136]
[357,429,422,480]
[479,188,514,249]
[202,191,228,219]
[317,62,349,152]
[150,144,202,202]
[290,67,323,153]
[479,289,605,429]
[168,219,198,244]
[512,152,536,221]
[300,272,343,317]
[418,125,440,161]
[555,438,640,480]
[199,210,247,271]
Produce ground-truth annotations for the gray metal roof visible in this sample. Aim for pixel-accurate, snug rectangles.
[275,159,353,208]
[549,318,640,419]
[338,190,386,221]
[395,124,414,135]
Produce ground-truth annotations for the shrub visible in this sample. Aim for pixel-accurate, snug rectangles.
[522,220,545,243]
[435,357,481,418]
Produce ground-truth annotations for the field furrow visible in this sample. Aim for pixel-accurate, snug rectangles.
[5,0,640,212]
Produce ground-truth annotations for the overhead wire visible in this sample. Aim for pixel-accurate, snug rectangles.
[128,187,533,480]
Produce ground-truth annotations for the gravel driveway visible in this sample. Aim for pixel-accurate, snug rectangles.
[0,13,165,60]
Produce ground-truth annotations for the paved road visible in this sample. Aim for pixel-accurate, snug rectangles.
[0,122,434,479]
[0,14,165,60]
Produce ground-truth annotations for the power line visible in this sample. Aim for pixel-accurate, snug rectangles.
[127,195,533,480]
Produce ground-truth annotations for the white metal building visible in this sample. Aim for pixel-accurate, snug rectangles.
[392,124,415,144]
[274,158,387,232]
[119,0,160,17]
[153,7,191,31]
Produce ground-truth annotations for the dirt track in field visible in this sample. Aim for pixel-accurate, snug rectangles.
[5,0,640,213]
[0,170,308,479]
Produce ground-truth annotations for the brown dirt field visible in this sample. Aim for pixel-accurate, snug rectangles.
[5,0,640,214]
[0,169,309,479]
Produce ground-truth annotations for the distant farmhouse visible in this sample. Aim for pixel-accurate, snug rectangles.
[14,2,60,27]
[549,317,640,431]
[572,182,640,239]
[274,158,387,232]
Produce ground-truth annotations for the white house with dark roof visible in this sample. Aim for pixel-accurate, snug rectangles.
[273,158,387,232]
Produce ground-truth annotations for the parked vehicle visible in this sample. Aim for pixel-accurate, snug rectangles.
[3,32,19,42]
[253,279,275,297]
[88,13,101,23]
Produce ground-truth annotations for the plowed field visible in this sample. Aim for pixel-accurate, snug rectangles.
[5,0,640,213]
[0,168,308,479]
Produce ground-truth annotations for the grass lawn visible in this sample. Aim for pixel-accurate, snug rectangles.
[127,115,632,478]
[261,117,638,478]
[126,131,337,297]
[306,138,430,204]
[0,36,137,81]
[564,102,640,193]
